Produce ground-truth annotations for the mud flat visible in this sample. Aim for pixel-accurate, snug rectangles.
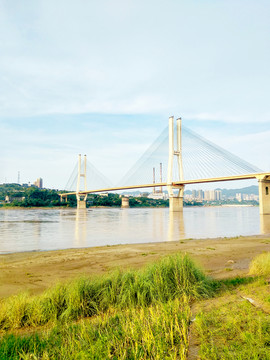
[0,234,270,298]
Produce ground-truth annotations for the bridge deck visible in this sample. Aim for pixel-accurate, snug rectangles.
[60,172,270,196]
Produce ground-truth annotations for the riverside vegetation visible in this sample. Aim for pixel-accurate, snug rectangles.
[0,253,270,359]
[0,183,258,209]
[0,184,169,208]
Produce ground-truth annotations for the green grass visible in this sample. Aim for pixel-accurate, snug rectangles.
[193,274,270,360]
[195,296,270,359]
[2,252,270,359]
[0,254,212,359]
[0,254,213,331]
[219,276,255,288]
[0,298,191,360]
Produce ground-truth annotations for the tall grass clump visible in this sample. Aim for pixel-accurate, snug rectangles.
[249,252,270,276]
[0,254,214,330]
[0,298,191,360]
[101,254,213,310]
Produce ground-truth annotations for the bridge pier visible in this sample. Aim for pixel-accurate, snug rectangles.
[169,185,184,212]
[260,214,270,234]
[257,175,270,215]
[169,196,183,212]
[60,195,67,203]
[77,200,86,209]
[121,196,129,208]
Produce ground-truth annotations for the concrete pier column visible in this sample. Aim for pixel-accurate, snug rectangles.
[169,196,183,212]
[260,214,270,234]
[258,176,270,215]
[169,185,184,212]
[77,200,86,209]
[121,196,129,208]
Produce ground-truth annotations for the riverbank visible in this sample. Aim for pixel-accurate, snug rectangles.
[1,234,270,299]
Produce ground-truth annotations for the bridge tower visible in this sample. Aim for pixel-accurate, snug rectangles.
[76,154,88,209]
[167,116,184,212]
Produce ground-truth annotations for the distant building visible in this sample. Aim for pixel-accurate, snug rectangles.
[148,192,168,200]
[215,190,222,201]
[204,190,213,201]
[242,193,259,201]
[34,178,43,188]
[203,189,222,201]
[197,190,203,200]
[236,193,242,202]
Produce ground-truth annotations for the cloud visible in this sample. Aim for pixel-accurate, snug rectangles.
[0,0,269,188]
[0,0,269,122]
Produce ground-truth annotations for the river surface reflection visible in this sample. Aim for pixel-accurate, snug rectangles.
[0,206,269,254]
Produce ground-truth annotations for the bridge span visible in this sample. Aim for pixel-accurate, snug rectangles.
[60,117,270,215]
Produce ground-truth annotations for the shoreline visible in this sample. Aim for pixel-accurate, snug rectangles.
[0,203,259,210]
[0,232,262,256]
[1,234,270,299]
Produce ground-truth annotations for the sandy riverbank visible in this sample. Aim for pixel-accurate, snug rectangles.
[1,234,270,299]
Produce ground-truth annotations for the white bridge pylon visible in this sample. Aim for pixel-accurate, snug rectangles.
[167,116,185,212]
[76,154,87,209]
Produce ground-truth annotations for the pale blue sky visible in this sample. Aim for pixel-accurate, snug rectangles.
[0,0,269,188]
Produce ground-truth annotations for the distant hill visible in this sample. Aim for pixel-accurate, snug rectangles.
[121,185,259,197]
[184,185,258,196]
[216,185,258,197]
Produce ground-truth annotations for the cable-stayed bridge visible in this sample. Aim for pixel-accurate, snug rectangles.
[60,117,270,215]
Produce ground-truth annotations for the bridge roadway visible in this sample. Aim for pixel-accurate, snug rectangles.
[60,172,270,196]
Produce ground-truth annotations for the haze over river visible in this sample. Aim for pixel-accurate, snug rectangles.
[0,207,270,254]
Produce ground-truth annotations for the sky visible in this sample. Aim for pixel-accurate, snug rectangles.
[0,0,269,189]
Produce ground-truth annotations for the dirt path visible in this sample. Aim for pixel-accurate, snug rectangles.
[1,235,270,298]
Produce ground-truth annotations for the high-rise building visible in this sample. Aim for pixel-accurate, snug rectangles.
[204,190,209,201]
[197,190,203,200]
[236,193,242,202]
[34,178,43,188]
[215,190,222,200]
[204,190,221,201]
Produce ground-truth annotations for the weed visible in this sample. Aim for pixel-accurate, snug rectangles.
[249,252,270,276]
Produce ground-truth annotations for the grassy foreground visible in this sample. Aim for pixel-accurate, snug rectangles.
[0,252,270,359]
[0,254,213,331]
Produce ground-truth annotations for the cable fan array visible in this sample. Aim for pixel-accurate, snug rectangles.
[64,124,262,191]
[65,159,112,191]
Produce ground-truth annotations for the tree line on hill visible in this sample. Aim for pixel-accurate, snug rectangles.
[0,184,169,208]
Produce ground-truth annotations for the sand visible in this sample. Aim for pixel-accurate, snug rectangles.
[1,235,270,299]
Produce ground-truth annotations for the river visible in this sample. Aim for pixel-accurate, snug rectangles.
[0,206,270,254]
